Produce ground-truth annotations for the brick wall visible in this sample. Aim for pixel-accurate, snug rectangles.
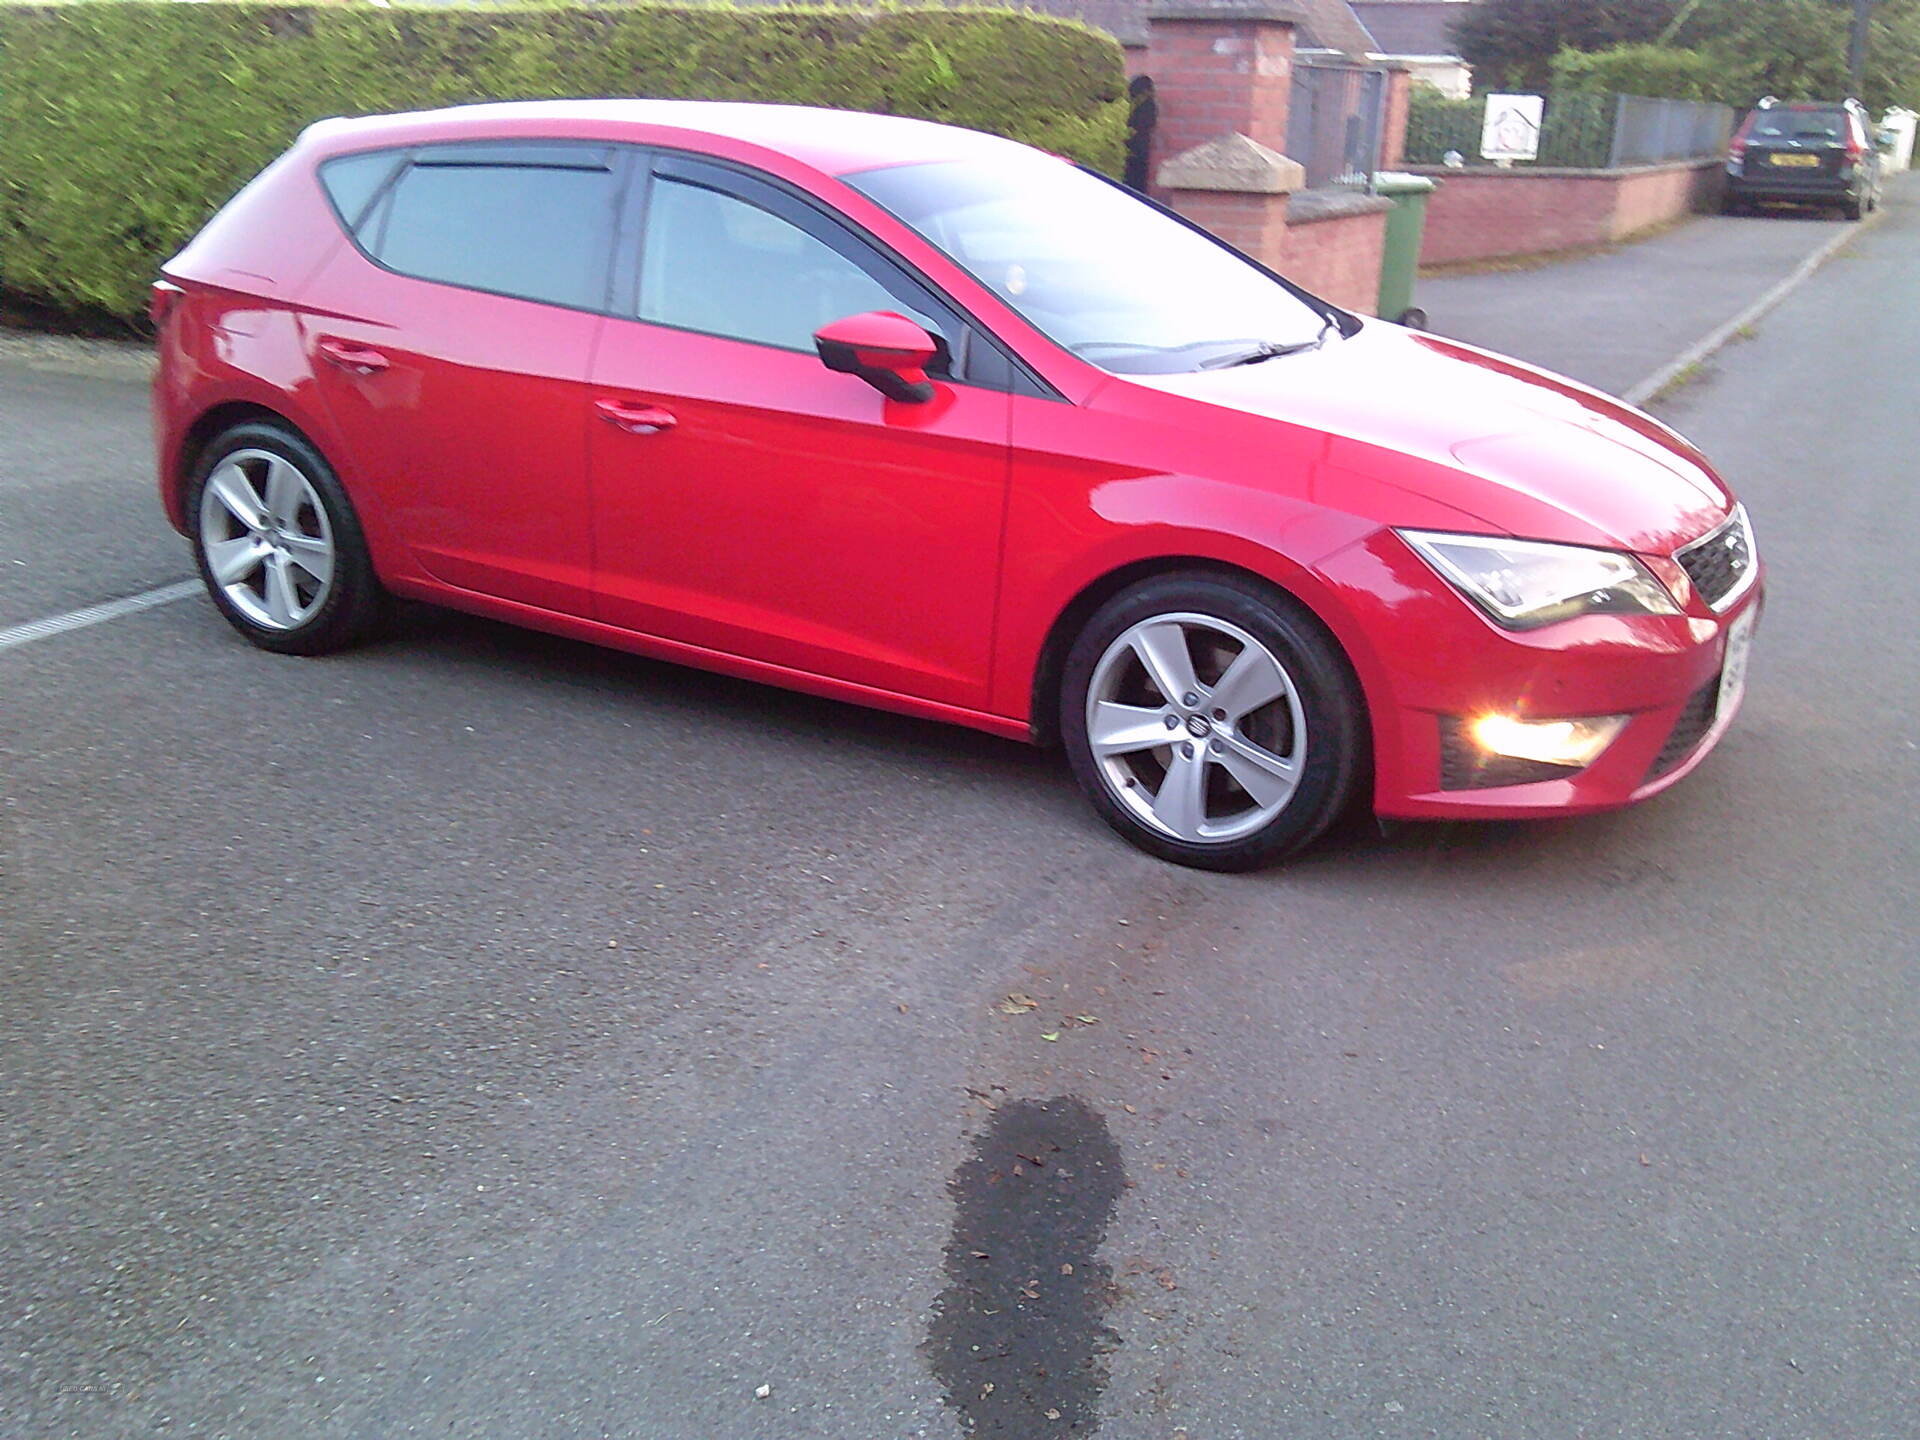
[1148,16,1295,171]
[1410,160,1726,266]
[1281,198,1390,314]
[1165,189,1291,268]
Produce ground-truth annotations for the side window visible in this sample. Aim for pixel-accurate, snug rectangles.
[368,149,621,311]
[638,171,958,366]
[318,150,402,231]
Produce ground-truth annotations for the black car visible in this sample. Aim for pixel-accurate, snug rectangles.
[1725,97,1883,220]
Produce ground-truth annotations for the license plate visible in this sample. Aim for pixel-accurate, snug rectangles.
[1771,153,1821,167]
[1717,608,1756,721]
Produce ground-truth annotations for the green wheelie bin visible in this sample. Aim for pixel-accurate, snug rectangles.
[1373,171,1436,329]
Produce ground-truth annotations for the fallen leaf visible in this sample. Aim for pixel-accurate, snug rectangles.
[999,993,1039,1015]
[1123,1104,1136,1115]
[754,1383,771,1399]
[1060,1263,1074,1275]
[980,1382,995,1398]
[1075,1015,1100,1025]
[1041,1032,1060,1042]
[1046,1408,1062,1420]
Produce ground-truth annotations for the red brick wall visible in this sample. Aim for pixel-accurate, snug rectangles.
[1411,160,1725,266]
[1379,68,1411,170]
[1279,209,1388,314]
[1165,189,1290,270]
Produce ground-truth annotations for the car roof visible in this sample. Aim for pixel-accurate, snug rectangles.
[299,99,1035,177]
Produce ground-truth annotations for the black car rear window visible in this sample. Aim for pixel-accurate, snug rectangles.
[1751,111,1845,142]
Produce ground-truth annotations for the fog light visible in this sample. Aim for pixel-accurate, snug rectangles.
[1470,713,1627,768]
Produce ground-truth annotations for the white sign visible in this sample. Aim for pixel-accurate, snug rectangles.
[1480,93,1544,162]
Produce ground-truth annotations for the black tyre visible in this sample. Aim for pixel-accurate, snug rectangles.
[187,421,383,655]
[1059,571,1366,871]
[1842,194,1864,221]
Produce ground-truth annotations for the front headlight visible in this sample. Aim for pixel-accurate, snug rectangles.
[1398,530,1682,629]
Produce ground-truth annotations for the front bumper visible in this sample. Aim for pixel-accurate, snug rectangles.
[1320,529,1764,821]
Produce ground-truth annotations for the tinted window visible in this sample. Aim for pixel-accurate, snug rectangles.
[319,151,399,229]
[373,159,619,310]
[639,175,947,354]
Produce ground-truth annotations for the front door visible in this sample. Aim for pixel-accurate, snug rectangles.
[587,155,1013,710]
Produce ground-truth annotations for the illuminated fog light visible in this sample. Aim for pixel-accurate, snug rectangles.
[1470,713,1627,768]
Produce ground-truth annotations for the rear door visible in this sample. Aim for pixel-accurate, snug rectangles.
[303,142,628,614]
[585,154,1016,710]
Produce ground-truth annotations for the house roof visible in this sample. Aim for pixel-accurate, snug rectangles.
[1348,0,1469,58]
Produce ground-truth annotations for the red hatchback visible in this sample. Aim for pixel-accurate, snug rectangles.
[154,101,1761,869]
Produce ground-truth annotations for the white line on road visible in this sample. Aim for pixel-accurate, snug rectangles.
[0,579,200,656]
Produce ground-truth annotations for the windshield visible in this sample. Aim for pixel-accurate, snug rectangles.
[845,156,1339,374]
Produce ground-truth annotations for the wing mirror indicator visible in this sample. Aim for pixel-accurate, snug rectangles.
[814,311,941,404]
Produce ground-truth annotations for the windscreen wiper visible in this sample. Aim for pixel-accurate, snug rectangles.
[1202,316,1338,369]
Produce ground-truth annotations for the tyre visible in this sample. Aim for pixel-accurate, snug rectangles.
[1059,572,1366,871]
[1842,194,1864,221]
[188,421,383,655]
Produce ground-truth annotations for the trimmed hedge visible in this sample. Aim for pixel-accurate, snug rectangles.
[0,2,1127,323]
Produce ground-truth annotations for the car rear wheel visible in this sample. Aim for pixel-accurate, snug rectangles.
[189,421,383,655]
[1060,573,1365,871]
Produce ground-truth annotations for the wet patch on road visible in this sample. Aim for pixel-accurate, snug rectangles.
[926,1096,1126,1435]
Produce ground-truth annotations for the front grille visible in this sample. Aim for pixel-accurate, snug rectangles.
[1437,717,1581,790]
[1647,680,1719,781]
[1675,509,1754,611]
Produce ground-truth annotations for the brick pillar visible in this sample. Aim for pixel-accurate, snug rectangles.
[1158,135,1304,271]
[1379,64,1412,170]
[1145,0,1302,181]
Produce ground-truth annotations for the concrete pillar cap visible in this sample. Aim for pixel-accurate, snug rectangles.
[1157,133,1307,194]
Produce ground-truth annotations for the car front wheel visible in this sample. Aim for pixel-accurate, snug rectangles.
[1060,573,1365,871]
[188,421,383,655]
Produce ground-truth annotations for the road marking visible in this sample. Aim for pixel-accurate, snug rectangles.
[0,579,200,656]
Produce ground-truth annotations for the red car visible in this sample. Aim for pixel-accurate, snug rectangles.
[153,101,1761,870]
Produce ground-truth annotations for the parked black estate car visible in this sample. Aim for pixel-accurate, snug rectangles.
[1725,97,1884,220]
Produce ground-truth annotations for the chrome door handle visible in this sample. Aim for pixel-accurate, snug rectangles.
[595,399,678,435]
[317,337,390,375]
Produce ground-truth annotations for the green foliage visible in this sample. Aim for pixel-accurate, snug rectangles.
[1674,0,1920,111]
[1549,42,1733,102]
[1461,0,1920,112]
[1452,0,1678,93]
[0,2,1127,321]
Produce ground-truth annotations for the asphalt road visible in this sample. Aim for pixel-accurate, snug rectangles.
[4,187,1916,1440]
[1420,203,1843,396]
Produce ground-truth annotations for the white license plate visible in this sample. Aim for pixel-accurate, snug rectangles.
[1717,608,1756,721]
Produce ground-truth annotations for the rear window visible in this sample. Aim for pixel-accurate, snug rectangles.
[1750,110,1846,143]
[337,145,622,311]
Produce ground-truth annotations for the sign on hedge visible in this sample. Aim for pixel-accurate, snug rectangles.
[0,3,1128,323]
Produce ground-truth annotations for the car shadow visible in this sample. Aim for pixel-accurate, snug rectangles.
[378,600,1690,881]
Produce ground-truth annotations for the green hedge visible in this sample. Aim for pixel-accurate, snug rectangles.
[0,2,1127,323]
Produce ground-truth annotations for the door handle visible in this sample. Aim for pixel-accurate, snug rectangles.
[317,337,391,376]
[595,399,678,435]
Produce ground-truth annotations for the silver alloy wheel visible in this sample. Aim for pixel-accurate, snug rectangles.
[1085,611,1308,844]
[197,448,336,631]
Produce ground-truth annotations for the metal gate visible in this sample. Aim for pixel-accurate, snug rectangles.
[1286,59,1388,190]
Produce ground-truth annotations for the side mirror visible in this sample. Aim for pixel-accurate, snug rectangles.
[814,311,939,404]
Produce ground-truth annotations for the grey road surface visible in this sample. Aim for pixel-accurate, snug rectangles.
[1419,204,1844,395]
[4,189,1916,1439]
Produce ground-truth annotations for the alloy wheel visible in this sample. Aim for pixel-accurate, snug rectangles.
[197,448,336,631]
[1084,611,1307,844]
